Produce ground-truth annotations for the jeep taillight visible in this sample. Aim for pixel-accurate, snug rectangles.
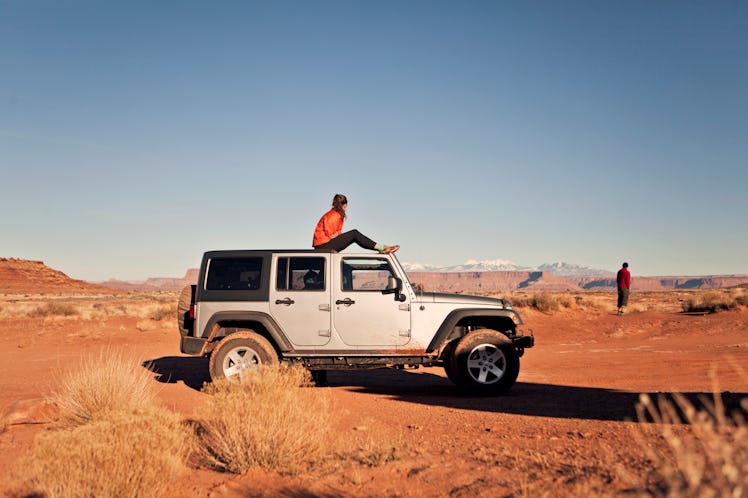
[189,305,195,319]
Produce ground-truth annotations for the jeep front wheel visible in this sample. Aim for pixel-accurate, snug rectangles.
[449,330,519,395]
[209,331,278,382]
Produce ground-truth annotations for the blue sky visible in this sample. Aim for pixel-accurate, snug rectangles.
[1,1,746,281]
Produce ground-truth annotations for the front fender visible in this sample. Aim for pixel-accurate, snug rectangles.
[426,309,522,353]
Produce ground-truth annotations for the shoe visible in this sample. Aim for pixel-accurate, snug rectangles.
[380,244,400,254]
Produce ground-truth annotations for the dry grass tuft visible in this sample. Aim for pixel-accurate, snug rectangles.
[15,409,190,498]
[625,390,748,496]
[52,348,159,427]
[28,302,79,317]
[194,365,331,474]
[510,292,575,313]
[13,347,191,498]
[149,303,174,321]
[335,430,402,467]
[681,289,745,314]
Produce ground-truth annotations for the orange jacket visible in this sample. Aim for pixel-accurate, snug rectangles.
[313,208,344,247]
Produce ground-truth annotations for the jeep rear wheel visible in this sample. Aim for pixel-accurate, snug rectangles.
[209,331,278,382]
[449,329,519,395]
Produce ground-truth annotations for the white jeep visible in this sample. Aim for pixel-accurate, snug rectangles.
[177,250,534,395]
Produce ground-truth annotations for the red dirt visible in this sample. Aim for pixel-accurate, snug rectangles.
[1,293,747,497]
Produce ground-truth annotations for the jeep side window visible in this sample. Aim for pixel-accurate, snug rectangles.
[205,257,262,290]
[276,257,326,291]
[340,257,395,292]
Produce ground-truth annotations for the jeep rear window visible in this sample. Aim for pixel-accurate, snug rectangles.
[205,257,262,291]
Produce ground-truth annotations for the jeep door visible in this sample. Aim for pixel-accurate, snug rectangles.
[269,254,331,347]
[332,255,411,347]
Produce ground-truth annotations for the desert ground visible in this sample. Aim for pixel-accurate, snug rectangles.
[1,289,747,497]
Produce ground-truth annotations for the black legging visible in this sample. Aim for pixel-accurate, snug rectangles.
[313,230,377,252]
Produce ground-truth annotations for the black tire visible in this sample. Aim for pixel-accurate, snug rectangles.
[208,331,278,382]
[177,284,196,336]
[448,329,519,395]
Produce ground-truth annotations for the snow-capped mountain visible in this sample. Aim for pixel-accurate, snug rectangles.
[536,262,614,277]
[402,259,613,277]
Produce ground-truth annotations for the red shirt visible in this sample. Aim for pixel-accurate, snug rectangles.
[313,209,344,247]
[617,267,631,289]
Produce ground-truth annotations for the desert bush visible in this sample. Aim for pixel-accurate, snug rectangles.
[28,302,79,317]
[336,431,401,467]
[149,303,174,321]
[681,291,740,314]
[509,292,581,312]
[626,392,748,497]
[53,348,158,427]
[16,409,190,498]
[194,365,330,473]
[531,292,561,312]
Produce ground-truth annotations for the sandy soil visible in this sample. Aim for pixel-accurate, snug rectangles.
[1,292,746,497]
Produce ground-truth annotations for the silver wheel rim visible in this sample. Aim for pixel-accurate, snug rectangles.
[222,345,263,381]
[466,343,506,384]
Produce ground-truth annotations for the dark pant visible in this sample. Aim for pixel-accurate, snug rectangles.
[617,288,630,307]
[314,229,377,252]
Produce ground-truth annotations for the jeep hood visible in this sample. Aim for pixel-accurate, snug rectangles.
[415,292,510,308]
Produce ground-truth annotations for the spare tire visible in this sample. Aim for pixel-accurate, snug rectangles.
[177,284,196,336]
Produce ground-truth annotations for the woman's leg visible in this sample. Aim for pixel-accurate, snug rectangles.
[315,229,377,252]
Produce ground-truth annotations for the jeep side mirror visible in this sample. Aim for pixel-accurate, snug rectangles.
[382,277,406,302]
[382,276,400,292]
[382,276,401,294]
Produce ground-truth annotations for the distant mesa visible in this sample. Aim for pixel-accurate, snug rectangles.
[97,268,199,292]
[4,257,747,294]
[0,258,116,294]
[98,258,748,293]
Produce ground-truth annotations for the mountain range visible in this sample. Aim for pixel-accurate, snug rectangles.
[2,258,747,294]
[402,259,614,277]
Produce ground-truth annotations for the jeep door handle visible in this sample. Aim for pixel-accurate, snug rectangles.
[335,298,355,306]
[275,298,295,306]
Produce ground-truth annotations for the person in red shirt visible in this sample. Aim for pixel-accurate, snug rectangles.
[616,262,631,315]
[312,194,399,254]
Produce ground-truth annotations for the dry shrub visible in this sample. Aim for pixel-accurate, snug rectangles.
[681,290,741,314]
[194,365,330,473]
[16,409,190,498]
[529,292,562,312]
[14,348,191,498]
[626,392,748,496]
[335,429,402,467]
[149,303,174,321]
[53,348,158,427]
[28,302,79,317]
[509,292,579,312]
